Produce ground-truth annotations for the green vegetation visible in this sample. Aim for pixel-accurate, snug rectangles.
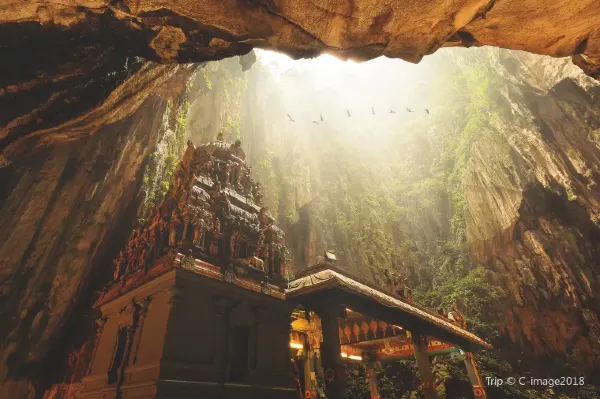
[244,49,598,398]
[144,50,599,398]
[200,60,248,140]
[142,99,190,213]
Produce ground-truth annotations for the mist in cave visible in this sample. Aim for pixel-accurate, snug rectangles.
[2,47,600,399]
[173,48,600,398]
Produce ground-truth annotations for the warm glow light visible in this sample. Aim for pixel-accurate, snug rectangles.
[255,49,364,86]
[340,352,362,361]
[290,342,304,349]
[342,352,362,360]
[345,307,354,313]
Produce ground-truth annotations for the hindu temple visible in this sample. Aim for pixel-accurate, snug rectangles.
[77,137,490,399]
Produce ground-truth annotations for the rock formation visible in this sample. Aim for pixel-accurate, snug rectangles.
[0,63,199,398]
[1,0,600,166]
[1,1,600,395]
[463,52,600,364]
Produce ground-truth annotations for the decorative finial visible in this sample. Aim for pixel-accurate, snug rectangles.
[324,251,337,264]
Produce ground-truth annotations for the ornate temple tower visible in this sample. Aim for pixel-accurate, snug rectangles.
[79,137,297,399]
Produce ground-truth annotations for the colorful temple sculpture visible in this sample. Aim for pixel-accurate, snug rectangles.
[78,137,490,399]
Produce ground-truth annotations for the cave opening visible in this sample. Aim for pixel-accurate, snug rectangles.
[1,27,600,398]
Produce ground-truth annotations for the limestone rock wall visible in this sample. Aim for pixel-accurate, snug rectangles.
[1,0,599,167]
[463,52,600,364]
[0,63,197,398]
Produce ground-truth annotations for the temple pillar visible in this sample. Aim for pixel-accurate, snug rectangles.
[365,362,381,399]
[86,316,107,375]
[315,304,347,399]
[303,350,318,399]
[463,352,487,399]
[213,296,235,398]
[130,297,151,365]
[411,331,437,399]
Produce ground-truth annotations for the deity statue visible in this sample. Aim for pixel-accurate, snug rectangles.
[192,216,205,248]
[146,228,156,268]
[157,217,169,256]
[182,140,195,169]
[230,231,240,259]
[241,168,252,195]
[224,161,232,186]
[125,237,137,275]
[208,216,222,256]
[230,139,245,160]
[137,229,149,271]
[168,210,181,247]
[211,181,231,215]
[448,302,466,328]
[173,168,185,195]
[113,251,126,281]
[253,182,263,204]
[258,207,270,227]
[179,199,192,243]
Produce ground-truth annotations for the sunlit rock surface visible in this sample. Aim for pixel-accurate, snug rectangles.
[1,5,600,391]
[0,64,199,398]
[1,0,600,165]
[463,53,600,363]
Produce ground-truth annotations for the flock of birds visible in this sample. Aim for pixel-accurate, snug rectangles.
[286,107,430,125]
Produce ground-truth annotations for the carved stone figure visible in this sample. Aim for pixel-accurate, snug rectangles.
[146,228,156,268]
[208,217,222,256]
[137,229,149,271]
[113,251,126,280]
[224,161,232,186]
[125,233,138,274]
[253,182,263,204]
[157,218,168,255]
[168,210,181,247]
[192,218,205,248]
[180,202,192,243]
[182,140,195,169]
[230,231,240,258]
[448,302,466,328]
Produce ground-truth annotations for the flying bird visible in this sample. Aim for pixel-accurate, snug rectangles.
[347,109,352,117]
[389,108,396,114]
[425,109,430,114]
[406,108,414,113]
[287,114,295,122]
[372,106,375,115]
[320,114,324,122]
[312,121,319,125]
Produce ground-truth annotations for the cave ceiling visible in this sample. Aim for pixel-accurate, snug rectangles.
[1,0,599,165]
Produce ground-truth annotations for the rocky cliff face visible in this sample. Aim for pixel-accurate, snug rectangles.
[0,63,199,397]
[463,52,600,365]
[1,8,600,393]
[227,48,600,390]
[1,0,600,166]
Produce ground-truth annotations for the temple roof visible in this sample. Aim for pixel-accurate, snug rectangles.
[287,265,492,351]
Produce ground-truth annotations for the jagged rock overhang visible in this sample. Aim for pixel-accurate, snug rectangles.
[2,0,600,166]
